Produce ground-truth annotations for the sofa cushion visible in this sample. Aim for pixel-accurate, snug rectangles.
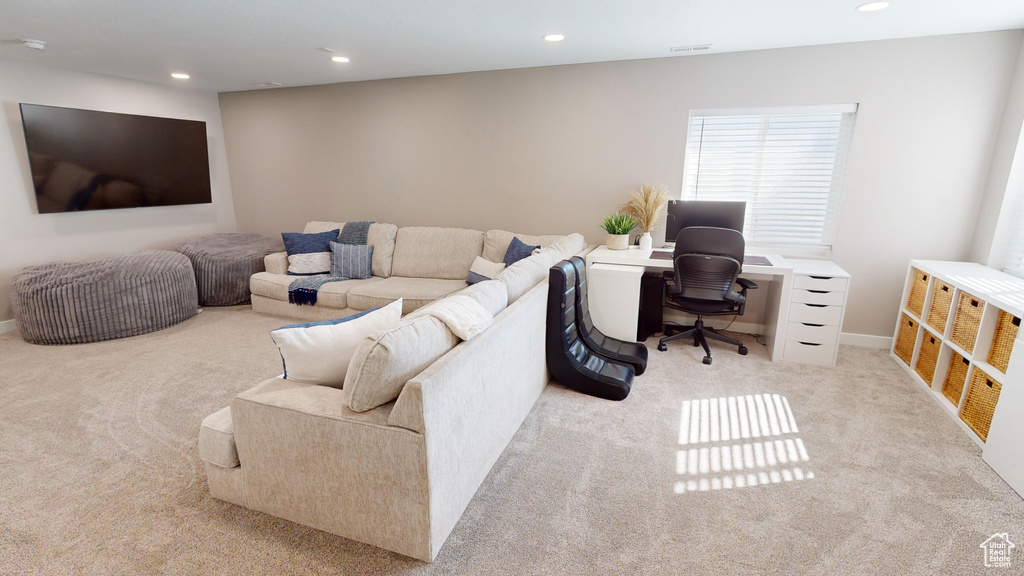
[250,272,384,308]
[482,230,566,263]
[304,221,399,278]
[539,232,587,261]
[498,250,556,304]
[347,276,467,314]
[466,256,505,285]
[282,229,339,275]
[329,242,374,279]
[452,279,509,317]
[199,407,239,468]
[390,227,484,280]
[343,315,460,412]
[269,300,403,388]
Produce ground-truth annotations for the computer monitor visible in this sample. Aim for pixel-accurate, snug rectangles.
[663,200,747,244]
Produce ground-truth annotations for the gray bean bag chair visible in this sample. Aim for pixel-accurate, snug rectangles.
[176,233,284,306]
[10,250,198,345]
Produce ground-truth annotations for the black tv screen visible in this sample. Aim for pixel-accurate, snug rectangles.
[20,104,212,214]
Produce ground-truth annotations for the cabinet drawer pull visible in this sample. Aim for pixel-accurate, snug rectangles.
[805,304,827,308]
[809,276,833,280]
[802,323,824,327]
[808,289,828,294]
[799,342,822,346]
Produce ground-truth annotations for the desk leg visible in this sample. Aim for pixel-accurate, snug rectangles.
[587,263,643,342]
[762,273,792,361]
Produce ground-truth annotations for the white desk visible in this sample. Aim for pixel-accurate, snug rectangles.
[585,246,794,362]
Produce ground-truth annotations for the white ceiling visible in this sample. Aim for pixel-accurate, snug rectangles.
[2,0,1024,93]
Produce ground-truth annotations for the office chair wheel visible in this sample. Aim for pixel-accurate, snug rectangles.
[657,343,667,352]
[702,356,712,365]
[739,346,748,355]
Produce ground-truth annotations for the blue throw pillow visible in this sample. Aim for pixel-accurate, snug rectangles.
[330,242,374,279]
[503,237,540,267]
[282,229,340,275]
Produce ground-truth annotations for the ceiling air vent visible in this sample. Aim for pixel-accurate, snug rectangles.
[670,44,713,54]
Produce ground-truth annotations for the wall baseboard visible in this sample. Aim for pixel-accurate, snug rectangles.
[841,332,892,349]
[0,319,17,335]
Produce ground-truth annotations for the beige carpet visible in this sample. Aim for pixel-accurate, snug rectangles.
[0,306,1021,575]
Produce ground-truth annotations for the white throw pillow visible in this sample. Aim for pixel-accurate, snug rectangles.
[269,299,403,388]
[406,294,493,340]
[466,256,506,285]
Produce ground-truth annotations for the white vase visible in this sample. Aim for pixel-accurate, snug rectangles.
[638,232,653,250]
[607,234,629,250]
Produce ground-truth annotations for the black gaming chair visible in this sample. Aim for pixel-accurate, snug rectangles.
[657,226,758,365]
[567,256,648,375]
[546,260,633,400]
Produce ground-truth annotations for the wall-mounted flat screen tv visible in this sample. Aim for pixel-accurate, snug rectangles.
[20,104,212,214]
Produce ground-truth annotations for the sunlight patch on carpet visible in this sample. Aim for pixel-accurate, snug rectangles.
[674,394,814,493]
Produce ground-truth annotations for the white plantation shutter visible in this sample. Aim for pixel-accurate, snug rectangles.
[681,105,858,254]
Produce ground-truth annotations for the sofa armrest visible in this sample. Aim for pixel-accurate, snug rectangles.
[264,251,288,274]
[228,377,433,560]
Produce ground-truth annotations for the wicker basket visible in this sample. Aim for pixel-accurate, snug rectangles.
[926,280,954,332]
[950,291,984,354]
[915,333,941,384]
[906,268,929,318]
[942,352,970,407]
[987,310,1020,374]
[894,314,918,366]
[960,367,1003,442]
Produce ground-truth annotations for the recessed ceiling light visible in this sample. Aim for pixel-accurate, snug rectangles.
[171,73,190,80]
[543,34,565,42]
[857,1,890,12]
[331,56,350,63]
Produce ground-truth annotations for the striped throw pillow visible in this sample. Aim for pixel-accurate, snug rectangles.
[330,242,374,279]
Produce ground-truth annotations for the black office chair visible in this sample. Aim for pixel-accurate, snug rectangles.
[657,226,758,365]
[567,256,648,376]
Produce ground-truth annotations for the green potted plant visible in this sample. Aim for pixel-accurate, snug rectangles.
[622,184,669,250]
[601,213,638,250]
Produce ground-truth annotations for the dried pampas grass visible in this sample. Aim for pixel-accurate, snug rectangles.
[623,184,670,232]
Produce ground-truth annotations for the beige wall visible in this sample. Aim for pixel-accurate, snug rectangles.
[220,31,1023,339]
[0,61,237,325]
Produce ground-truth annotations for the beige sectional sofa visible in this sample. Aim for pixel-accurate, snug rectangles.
[200,224,588,561]
[250,220,568,319]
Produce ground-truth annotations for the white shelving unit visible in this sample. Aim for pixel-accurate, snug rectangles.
[891,260,1024,499]
[784,259,850,366]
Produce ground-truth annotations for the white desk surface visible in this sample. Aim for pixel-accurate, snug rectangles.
[586,245,791,277]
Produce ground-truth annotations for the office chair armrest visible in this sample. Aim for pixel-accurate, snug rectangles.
[736,278,758,291]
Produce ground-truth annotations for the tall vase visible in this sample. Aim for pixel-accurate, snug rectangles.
[638,232,653,250]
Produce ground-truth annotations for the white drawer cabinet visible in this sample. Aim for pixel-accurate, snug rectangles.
[783,260,850,366]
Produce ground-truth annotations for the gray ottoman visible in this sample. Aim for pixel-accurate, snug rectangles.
[176,233,284,306]
[10,250,198,345]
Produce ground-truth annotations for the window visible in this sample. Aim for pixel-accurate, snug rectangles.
[991,175,1024,279]
[681,105,858,255]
